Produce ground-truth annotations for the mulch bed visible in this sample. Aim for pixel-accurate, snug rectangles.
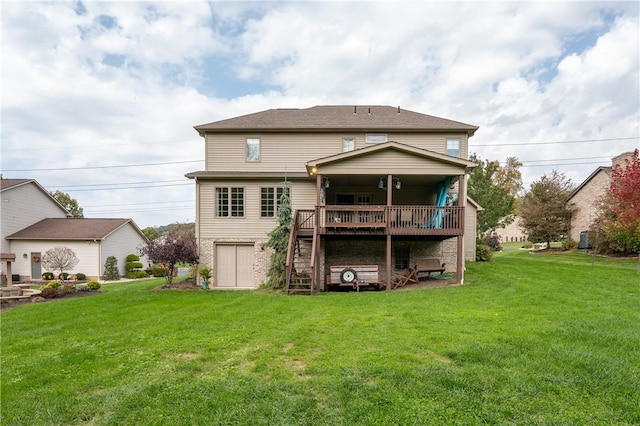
[155,277,202,291]
[1,289,102,311]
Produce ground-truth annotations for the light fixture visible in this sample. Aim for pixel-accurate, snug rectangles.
[378,177,401,190]
[23,253,28,258]
[322,177,330,189]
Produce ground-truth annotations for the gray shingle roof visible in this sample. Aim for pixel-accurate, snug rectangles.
[195,105,478,135]
[0,179,33,191]
[7,218,136,240]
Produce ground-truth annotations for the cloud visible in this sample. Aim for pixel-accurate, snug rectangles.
[1,1,638,227]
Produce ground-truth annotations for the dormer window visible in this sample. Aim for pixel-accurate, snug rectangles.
[366,134,387,144]
[343,138,355,152]
[246,138,260,162]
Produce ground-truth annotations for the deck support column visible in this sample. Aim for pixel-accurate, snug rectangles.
[456,174,466,284]
[386,174,392,290]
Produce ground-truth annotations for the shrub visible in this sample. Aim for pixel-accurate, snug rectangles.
[59,272,70,281]
[44,280,62,289]
[87,281,101,290]
[561,238,578,251]
[152,265,166,278]
[42,272,54,280]
[125,270,148,279]
[75,283,90,291]
[61,283,76,294]
[476,244,493,262]
[485,233,502,251]
[75,273,86,281]
[40,286,60,299]
[104,256,119,281]
[125,254,140,263]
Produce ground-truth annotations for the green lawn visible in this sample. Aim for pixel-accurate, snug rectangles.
[2,250,639,425]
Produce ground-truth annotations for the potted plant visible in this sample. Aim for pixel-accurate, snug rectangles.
[199,266,211,290]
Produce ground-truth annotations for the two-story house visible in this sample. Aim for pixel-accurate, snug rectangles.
[187,105,480,292]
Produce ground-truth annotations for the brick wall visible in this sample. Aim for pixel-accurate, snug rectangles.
[569,170,611,241]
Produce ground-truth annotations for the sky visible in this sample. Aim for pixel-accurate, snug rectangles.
[1,1,639,229]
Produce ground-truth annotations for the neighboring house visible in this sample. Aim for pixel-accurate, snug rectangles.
[187,105,480,292]
[492,215,528,244]
[566,151,634,247]
[7,218,149,281]
[1,178,148,282]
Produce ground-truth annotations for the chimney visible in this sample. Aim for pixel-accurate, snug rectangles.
[612,151,634,169]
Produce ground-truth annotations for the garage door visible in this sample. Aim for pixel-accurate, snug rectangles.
[216,244,255,288]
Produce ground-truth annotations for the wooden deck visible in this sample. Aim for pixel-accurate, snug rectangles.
[295,205,464,237]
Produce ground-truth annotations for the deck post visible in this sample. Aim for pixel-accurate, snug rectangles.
[456,174,466,284]
[386,174,392,290]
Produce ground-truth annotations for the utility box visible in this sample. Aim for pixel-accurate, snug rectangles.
[579,231,592,249]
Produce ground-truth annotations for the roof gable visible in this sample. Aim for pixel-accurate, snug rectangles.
[566,167,612,202]
[195,105,478,136]
[6,218,147,241]
[1,178,71,216]
[306,141,477,174]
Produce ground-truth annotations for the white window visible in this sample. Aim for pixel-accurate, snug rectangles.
[246,138,260,162]
[343,138,355,152]
[366,134,387,143]
[446,138,460,157]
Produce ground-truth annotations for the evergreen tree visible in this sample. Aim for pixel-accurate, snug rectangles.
[262,185,291,289]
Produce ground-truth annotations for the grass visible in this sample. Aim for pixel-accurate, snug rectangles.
[1,250,639,425]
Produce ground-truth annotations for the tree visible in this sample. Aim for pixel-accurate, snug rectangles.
[520,170,576,249]
[468,154,520,235]
[142,226,160,241]
[50,190,84,218]
[262,185,291,289]
[42,247,79,278]
[140,228,199,285]
[494,156,523,198]
[601,149,640,272]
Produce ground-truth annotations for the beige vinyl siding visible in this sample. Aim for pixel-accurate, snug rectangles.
[464,206,477,261]
[1,183,68,253]
[101,224,149,276]
[205,133,470,173]
[315,150,467,176]
[198,180,317,240]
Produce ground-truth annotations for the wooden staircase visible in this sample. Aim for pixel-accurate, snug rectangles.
[286,210,317,295]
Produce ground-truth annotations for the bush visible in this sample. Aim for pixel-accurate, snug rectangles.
[522,241,533,249]
[485,234,502,251]
[40,286,60,299]
[61,283,76,294]
[476,244,493,262]
[561,238,578,251]
[42,272,54,280]
[75,273,86,281]
[125,270,148,279]
[44,280,62,289]
[87,281,101,290]
[152,265,166,277]
[75,283,90,291]
[125,254,140,263]
[104,256,119,281]
[59,272,70,281]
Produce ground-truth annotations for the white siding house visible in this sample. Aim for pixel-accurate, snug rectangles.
[7,218,149,281]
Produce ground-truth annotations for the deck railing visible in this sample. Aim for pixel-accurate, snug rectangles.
[296,205,463,236]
